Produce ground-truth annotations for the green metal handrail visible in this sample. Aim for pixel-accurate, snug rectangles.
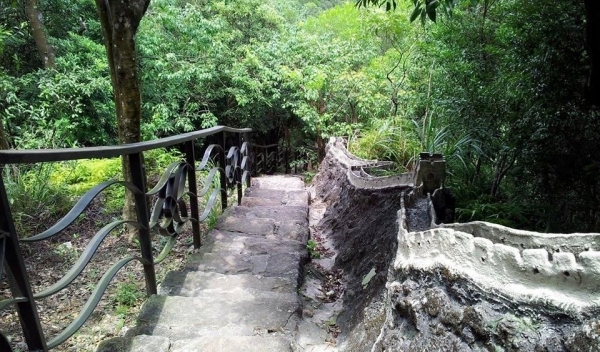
[0,125,252,352]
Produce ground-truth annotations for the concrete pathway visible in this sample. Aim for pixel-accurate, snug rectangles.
[97,175,309,352]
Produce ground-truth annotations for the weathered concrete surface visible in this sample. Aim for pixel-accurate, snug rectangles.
[306,138,413,351]
[96,175,308,352]
[307,137,600,352]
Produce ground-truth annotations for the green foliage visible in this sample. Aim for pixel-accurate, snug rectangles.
[455,194,532,229]
[306,239,320,259]
[113,281,143,308]
[48,158,124,213]
[137,0,286,138]
[349,117,420,171]
[0,0,597,233]
[3,164,71,236]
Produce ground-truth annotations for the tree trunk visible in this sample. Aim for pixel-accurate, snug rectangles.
[26,0,55,69]
[584,0,600,106]
[96,0,150,238]
[0,118,10,150]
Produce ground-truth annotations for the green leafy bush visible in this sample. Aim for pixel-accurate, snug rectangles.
[348,117,421,171]
[3,164,71,236]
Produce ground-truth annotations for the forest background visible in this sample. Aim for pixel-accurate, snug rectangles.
[1,0,599,233]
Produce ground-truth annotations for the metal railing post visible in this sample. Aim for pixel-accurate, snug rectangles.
[244,131,252,187]
[234,133,242,205]
[128,153,157,296]
[274,145,279,173]
[285,147,290,174]
[0,173,47,351]
[185,141,202,248]
[219,132,228,210]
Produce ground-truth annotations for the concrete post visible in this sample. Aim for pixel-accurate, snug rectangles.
[415,152,445,195]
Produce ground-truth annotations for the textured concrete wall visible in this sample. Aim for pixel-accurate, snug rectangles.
[314,138,600,351]
[443,221,600,254]
[395,227,600,313]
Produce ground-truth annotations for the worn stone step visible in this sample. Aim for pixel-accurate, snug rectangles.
[226,205,308,224]
[215,216,275,235]
[186,234,306,283]
[200,229,306,255]
[134,294,299,338]
[251,175,305,190]
[170,336,292,352]
[186,252,305,282]
[215,206,310,243]
[96,335,170,352]
[241,196,306,207]
[244,188,309,205]
[158,271,296,296]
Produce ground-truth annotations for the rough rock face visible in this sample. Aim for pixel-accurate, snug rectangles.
[312,137,600,352]
[313,138,413,350]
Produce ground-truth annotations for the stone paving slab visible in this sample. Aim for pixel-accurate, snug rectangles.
[226,205,308,224]
[241,196,306,207]
[215,216,275,235]
[198,229,307,254]
[170,336,292,352]
[186,250,305,282]
[159,271,296,296]
[244,188,309,205]
[251,175,305,190]
[137,294,299,331]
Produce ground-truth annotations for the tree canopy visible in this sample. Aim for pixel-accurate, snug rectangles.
[1,0,598,232]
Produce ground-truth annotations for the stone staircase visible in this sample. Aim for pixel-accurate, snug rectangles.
[98,175,310,352]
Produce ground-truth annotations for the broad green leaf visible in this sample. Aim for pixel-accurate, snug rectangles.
[410,4,422,22]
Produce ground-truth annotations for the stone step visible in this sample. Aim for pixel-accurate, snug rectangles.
[214,215,309,243]
[158,271,297,296]
[215,216,275,236]
[134,294,299,338]
[226,205,308,224]
[186,251,305,282]
[200,229,306,253]
[251,175,305,191]
[242,196,306,207]
[98,331,294,352]
[170,335,292,352]
[244,188,309,206]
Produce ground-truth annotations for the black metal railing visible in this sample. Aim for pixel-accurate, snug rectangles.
[252,143,278,175]
[0,125,251,351]
[252,142,312,175]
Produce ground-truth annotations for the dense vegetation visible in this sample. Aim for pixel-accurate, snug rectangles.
[1,0,598,232]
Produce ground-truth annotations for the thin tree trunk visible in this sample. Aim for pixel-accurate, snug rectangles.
[0,119,10,150]
[96,0,150,239]
[26,0,55,69]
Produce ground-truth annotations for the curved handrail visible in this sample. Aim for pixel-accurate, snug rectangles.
[197,144,222,171]
[46,256,150,349]
[0,126,252,164]
[0,296,28,311]
[0,125,253,352]
[154,236,177,265]
[22,181,144,243]
[33,220,142,299]
[146,161,183,196]
[0,331,13,352]
[197,167,222,197]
